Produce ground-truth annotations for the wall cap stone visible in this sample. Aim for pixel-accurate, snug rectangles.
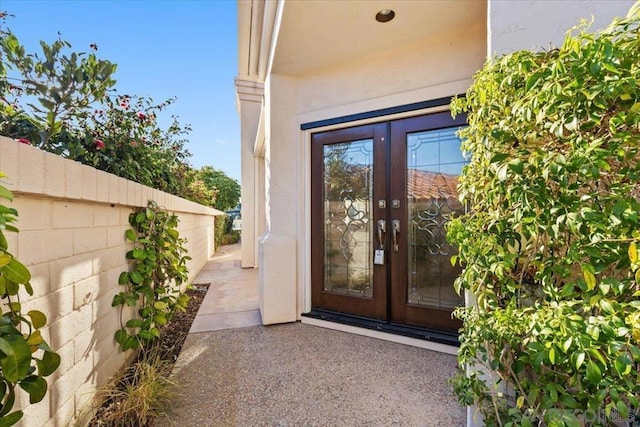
[0,135,225,216]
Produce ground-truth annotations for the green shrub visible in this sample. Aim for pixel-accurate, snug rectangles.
[214,214,233,250]
[448,3,640,426]
[220,230,240,246]
[112,201,191,352]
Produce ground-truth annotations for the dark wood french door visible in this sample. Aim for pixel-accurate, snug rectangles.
[311,111,466,333]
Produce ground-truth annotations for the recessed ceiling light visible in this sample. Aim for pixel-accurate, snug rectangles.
[375,9,395,23]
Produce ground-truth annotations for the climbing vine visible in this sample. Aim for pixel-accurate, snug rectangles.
[0,173,60,426]
[112,201,191,351]
[448,3,640,426]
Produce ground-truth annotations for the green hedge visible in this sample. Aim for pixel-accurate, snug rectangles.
[449,3,640,426]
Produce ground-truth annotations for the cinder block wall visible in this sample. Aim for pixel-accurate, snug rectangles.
[0,136,222,426]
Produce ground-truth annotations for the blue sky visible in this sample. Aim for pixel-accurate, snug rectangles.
[2,0,241,180]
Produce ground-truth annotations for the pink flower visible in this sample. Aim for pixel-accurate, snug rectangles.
[130,140,138,147]
[135,111,146,120]
[120,102,129,110]
[16,138,31,145]
[95,139,106,150]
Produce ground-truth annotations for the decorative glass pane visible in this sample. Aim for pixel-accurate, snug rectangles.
[407,128,466,309]
[323,139,373,298]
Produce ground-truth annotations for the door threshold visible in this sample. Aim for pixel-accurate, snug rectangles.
[301,309,459,355]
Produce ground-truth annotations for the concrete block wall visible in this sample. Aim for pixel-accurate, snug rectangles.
[0,136,222,426]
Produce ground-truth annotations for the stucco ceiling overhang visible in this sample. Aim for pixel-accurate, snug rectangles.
[271,0,487,77]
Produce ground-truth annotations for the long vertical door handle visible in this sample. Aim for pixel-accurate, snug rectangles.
[392,220,400,252]
[377,220,386,249]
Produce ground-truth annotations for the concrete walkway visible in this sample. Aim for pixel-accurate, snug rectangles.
[160,243,465,426]
[187,242,261,333]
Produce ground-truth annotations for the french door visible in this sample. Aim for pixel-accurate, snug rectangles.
[310,111,467,333]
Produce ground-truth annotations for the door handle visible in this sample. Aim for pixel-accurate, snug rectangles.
[392,220,400,252]
[377,220,386,249]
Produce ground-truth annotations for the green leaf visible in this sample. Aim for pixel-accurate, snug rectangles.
[0,411,23,427]
[614,353,632,376]
[585,360,601,384]
[125,229,137,242]
[38,351,60,377]
[27,310,47,329]
[497,164,508,181]
[490,153,509,163]
[5,281,18,297]
[125,319,144,328]
[153,301,168,310]
[599,299,614,314]
[122,336,139,351]
[137,330,155,341]
[616,400,629,419]
[629,242,638,265]
[0,186,14,202]
[0,335,32,383]
[26,330,43,346]
[114,328,128,345]
[0,254,11,268]
[18,376,47,404]
[508,158,524,174]
[573,351,585,370]
[0,259,31,284]
[135,212,146,224]
[526,72,543,91]
[583,269,596,291]
[132,248,146,260]
[118,272,130,285]
[130,271,143,285]
[153,313,167,325]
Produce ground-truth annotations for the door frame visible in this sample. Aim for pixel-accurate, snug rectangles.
[309,108,467,333]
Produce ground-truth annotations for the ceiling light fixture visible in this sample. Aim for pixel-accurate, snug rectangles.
[375,9,395,23]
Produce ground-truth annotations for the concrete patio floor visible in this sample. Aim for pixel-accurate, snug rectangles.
[159,243,465,426]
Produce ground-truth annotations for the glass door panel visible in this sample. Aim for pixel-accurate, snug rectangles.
[406,128,465,310]
[323,139,374,298]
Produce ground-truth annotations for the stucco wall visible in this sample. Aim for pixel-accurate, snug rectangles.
[0,136,220,426]
[295,23,486,116]
[488,0,634,56]
[255,21,487,325]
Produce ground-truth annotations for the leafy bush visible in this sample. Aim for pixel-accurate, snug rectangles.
[220,230,240,246]
[0,33,116,148]
[112,201,191,351]
[0,173,60,426]
[184,166,240,211]
[448,3,640,426]
[0,29,195,197]
[214,214,231,250]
